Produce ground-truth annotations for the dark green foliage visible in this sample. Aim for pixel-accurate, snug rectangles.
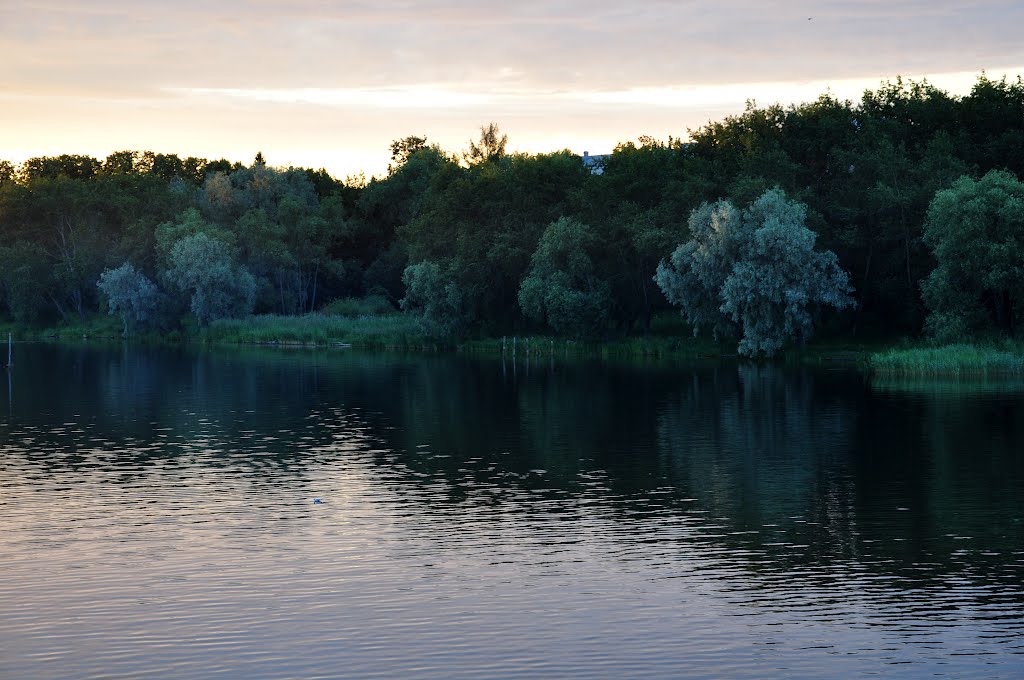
[519,217,611,337]
[19,155,100,181]
[0,160,15,185]
[322,295,396,317]
[389,135,429,174]
[921,170,1024,341]
[400,261,466,336]
[464,123,508,166]
[155,208,236,268]
[2,73,1024,347]
[0,242,49,322]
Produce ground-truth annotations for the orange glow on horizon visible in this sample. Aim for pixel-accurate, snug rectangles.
[2,66,1023,180]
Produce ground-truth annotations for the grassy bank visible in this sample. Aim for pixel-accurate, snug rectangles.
[205,314,727,357]
[204,313,442,349]
[1,315,128,342]
[1,309,900,365]
[868,343,1024,377]
[0,312,437,349]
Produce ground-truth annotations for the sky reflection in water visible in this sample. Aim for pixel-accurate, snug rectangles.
[0,344,1022,678]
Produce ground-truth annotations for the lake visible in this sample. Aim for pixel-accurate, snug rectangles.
[1,343,1022,678]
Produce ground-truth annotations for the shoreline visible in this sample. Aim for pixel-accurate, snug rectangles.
[5,316,1022,377]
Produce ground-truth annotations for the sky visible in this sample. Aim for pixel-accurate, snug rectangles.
[2,0,1024,179]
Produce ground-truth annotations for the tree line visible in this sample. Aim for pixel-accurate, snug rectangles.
[1,74,1023,353]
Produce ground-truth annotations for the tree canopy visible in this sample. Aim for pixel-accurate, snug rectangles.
[921,170,1024,341]
[518,217,611,337]
[97,262,161,336]
[656,189,855,356]
[2,73,1024,346]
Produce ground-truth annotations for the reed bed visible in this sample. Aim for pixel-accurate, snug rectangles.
[868,343,1024,377]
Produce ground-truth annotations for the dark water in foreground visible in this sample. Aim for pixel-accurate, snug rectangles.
[1,344,1022,679]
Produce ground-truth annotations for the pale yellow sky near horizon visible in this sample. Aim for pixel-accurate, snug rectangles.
[2,1,1023,179]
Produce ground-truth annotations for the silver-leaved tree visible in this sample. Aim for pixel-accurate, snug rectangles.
[167,233,256,327]
[655,188,855,357]
[97,262,161,336]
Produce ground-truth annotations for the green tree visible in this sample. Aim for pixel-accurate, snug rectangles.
[102,151,141,175]
[920,170,1024,341]
[97,262,161,336]
[395,149,589,332]
[19,155,100,181]
[22,176,109,320]
[233,207,292,311]
[579,137,701,331]
[166,233,256,326]
[960,75,1024,177]
[464,123,508,165]
[155,207,236,268]
[656,189,855,356]
[518,217,610,336]
[0,242,49,323]
[388,135,428,174]
[0,160,16,185]
[400,261,465,336]
[278,194,336,313]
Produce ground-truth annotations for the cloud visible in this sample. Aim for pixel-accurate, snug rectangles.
[5,0,1024,96]
[3,1,1024,176]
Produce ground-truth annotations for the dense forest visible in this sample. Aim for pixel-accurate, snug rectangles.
[2,74,1023,353]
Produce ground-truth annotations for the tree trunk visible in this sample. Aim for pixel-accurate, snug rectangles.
[905,236,912,293]
[1002,289,1014,334]
[993,289,1007,331]
[72,288,84,318]
[48,292,69,322]
[278,271,286,314]
[311,261,319,312]
[853,245,873,338]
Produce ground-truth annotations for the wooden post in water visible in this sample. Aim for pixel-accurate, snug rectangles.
[6,333,10,369]
[513,336,517,357]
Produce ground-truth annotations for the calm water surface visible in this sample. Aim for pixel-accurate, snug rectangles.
[1,344,1022,678]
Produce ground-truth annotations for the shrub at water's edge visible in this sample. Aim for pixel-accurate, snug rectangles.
[868,343,1024,377]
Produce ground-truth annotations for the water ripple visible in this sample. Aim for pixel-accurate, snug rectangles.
[1,346,1023,678]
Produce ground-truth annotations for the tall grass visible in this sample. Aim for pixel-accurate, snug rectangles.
[458,333,725,358]
[868,343,1024,377]
[206,312,439,349]
[1,315,124,341]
